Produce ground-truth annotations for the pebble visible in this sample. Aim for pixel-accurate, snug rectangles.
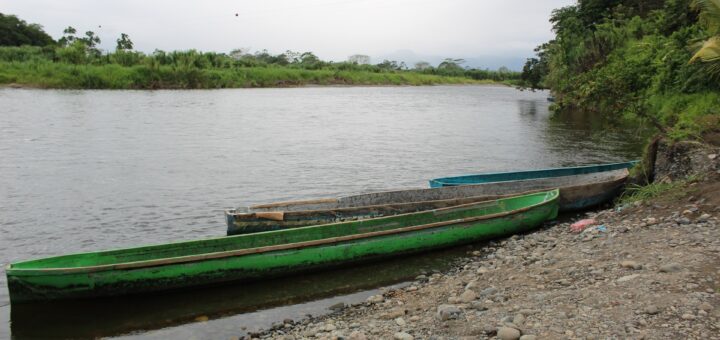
[659,263,682,273]
[348,331,368,340]
[479,287,498,297]
[393,332,414,340]
[699,302,713,311]
[620,260,642,270]
[329,302,345,311]
[382,307,407,319]
[681,313,696,320]
[497,326,521,340]
[436,304,462,321]
[519,335,537,340]
[366,295,384,303]
[698,213,711,222]
[460,289,477,302]
[644,305,661,315]
[395,317,406,327]
[617,274,640,283]
[513,313,525,325]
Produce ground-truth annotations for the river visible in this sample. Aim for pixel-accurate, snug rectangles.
[0,85,645,338]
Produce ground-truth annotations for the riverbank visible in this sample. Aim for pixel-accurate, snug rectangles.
[0,61,505,89]
[247,156,720,339]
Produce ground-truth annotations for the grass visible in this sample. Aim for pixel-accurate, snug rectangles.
[0,60,487,89]
[645,92,720,141]
[617,175,699,206]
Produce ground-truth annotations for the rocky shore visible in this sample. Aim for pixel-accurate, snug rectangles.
[237,142,720,340]
[242,173,719,340]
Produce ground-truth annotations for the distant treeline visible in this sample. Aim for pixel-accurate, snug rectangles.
[0,13,520,89]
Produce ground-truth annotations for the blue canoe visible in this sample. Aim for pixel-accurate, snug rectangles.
[428,161,638,210]
[429,161,638,188]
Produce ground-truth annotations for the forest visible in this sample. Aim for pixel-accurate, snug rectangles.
[521,0,720,141]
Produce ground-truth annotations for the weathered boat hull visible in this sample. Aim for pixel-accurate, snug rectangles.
[428,161,637,187]
[226,170,626,235]
[7,190,558,303]
[227,194,517,235]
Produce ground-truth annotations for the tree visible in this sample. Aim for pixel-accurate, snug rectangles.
[229,47,250,60]
[438,58,465,69]
[348,54,370,64]
[414,61,431,70]
[437,58,466,76]
[0,13,55,46]
[58,26,77,46]
[116,33,133,51]
[376,59,401,70]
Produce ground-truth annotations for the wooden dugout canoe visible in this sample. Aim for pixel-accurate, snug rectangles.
[429,161,637,188]
[6,190,558,303]
[226,169,627,235]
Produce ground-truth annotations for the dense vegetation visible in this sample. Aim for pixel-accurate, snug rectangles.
[0,14,519,89]
[521,0,720,141]
[0,13,55,47]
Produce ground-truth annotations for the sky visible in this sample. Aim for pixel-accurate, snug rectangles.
[2,0,575,70]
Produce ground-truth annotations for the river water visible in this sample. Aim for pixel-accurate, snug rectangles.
[0,85,645,338]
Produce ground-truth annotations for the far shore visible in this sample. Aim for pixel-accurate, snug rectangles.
[0,79,513,91]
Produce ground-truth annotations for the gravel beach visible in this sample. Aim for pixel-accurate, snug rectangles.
[244,173,720,340]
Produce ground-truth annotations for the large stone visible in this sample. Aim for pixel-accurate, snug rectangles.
[497,327,521,340]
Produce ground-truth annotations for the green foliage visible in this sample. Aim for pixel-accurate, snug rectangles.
[525,0,720,140]
[116,33,133,51]
[0,13,55,46]
[0,42,519,89]
[0,13,520,89]
[617,181,683,205]
[0,59,482,89]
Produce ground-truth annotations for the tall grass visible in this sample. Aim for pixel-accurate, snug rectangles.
[0,45,517,89]
[0,60,483,89]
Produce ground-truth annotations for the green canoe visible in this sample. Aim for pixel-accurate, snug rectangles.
[6,189,558,303]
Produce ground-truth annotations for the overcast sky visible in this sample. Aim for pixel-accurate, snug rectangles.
[3,0,574,69]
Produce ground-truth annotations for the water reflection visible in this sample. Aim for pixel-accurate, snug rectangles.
[10,245,473,339]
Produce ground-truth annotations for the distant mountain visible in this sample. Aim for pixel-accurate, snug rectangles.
[372,50,528,71]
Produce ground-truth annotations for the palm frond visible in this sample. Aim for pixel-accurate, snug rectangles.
[690,37,720,62]
[694,0,720,32]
